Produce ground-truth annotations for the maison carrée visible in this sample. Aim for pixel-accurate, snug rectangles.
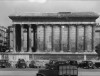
[6,12,100,63]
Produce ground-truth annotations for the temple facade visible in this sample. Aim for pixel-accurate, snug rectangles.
[6,12,99,62]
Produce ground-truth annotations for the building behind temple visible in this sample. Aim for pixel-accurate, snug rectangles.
[0,26,8,52]
[7,12,100,62]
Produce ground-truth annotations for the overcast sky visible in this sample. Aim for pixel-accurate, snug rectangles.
[0,0,100,27]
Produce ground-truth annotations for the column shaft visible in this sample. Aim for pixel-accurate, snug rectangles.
[83,25,87,60]
[92,25,95,52]
[35,26,37,52]
[33,28,35,52]
[27,26,29,52]
[75,25,78,52]
[51,25,54,52]
[84,25,86,52]
[43,25,46,51]
[8,27,10,52]
[59,25,62,52]
[67,25,70,51]
[21,25,24,52]
[13,24,16,52]
[28,24,32,52]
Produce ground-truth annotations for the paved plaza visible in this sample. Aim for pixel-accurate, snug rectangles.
[0,68,99,76]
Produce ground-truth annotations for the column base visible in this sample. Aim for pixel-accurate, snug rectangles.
[28,50,32,53]
[13,49,16,53]
[60,50,64,53]
[68,50,71,52]
[93,50,96,53]
[84,54,87,60]
[36,50,40,53]
[20,51,25,53]
[52,50,56,52]
[21,50,24,52]
[12,51,16,53]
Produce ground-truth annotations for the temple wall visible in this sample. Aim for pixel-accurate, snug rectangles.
[62,26,68,52]
[8,24,99,62]
[23,32,27,52]
[53,26,60,52]
[37,26,44,51]
[45,26,52,52]
[70,25,76,52]
[86,25,92,52]
[77,26,84,52]
[9,24,96,53]
[33,25,95,52]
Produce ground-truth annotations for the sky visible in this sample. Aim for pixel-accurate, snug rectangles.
[0,0,100,27]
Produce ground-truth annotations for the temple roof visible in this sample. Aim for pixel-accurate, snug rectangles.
[9,12,99,18]
[9,12,99,22]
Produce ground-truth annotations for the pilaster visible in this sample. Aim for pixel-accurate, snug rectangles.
[43,25,46,52]
[51,25,54,52]
[13,24,16,52]
[68,25,70,52]
[84,25,86,52]
[59,25,63,52]
[92,25,95,52]
[76,25,78,52]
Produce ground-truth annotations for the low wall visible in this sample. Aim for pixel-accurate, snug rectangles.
[0,52,98,67]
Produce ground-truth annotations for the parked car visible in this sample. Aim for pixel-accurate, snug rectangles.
[94,62,100,68]
[15,59,27,68]
[68,60,78,67]
[54,61,69,67]
[45,60,58,69]
[0,59,11,68]
[78,61,94,69]
[29,60,37,68]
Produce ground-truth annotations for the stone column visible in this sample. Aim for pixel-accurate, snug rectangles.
[51,25,54,52]
[59,25,62,52]
[84,54,87,60]
[84,25,86,52]
[43,25,46,52]
[13,24,16,52]
[28,24,32,52]
[83,25,87,60]
[75,25,78,52]
[92,25,95,52]
[21,24,24,52]
[8,27,10,52]
[68,25,70,51]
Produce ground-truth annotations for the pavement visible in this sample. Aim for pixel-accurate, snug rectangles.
[0,68,38,76]
[79,69,100,76]
[0,68,100,76]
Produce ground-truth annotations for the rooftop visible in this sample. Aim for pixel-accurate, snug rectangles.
[9,12,99,18]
